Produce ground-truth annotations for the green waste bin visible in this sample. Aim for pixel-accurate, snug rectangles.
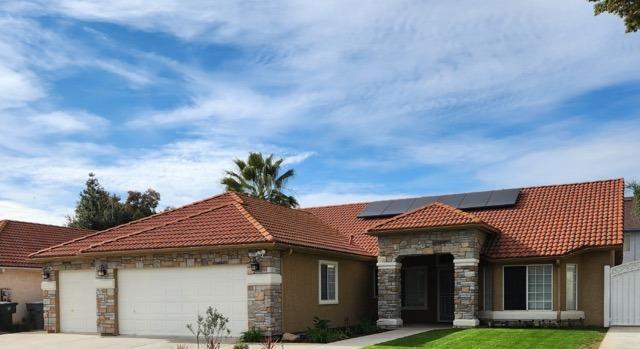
[0,302,17,331]
[26,303,44,330]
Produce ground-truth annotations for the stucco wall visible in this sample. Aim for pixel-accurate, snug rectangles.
[0,268,42,324]
[487,249,614,326]
[281,252,376,333]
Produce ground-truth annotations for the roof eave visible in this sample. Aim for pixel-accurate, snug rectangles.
[367,223,500,236]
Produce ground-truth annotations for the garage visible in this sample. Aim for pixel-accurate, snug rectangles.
[59,270,97,333]
[118,265,248,337]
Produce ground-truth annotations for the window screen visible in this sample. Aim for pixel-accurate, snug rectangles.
[320,262,337,303]
[527,265,552,310]
[503,266,526,310]
[566,264,577,311]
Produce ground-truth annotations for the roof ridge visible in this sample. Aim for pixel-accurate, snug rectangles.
[232,202,275,242]
[80,202,238,253]
[431,202,484,223]
[0,219,93,232]
[30,191,237,258]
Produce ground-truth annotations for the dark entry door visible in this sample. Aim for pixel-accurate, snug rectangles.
[438,268,454,322]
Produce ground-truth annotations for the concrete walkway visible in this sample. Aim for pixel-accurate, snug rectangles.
[0,326,441,349]
[600,327,640,349]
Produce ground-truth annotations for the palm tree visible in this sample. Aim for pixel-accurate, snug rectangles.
[221,152,299,208]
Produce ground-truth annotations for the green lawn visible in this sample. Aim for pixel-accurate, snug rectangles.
[364,328,606,349]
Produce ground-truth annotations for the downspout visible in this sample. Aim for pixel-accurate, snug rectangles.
[556,259,561,324]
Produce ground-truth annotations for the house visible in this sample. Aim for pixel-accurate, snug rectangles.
[0,220,92,325]
[623,197,640,263]
[29,178,624,336]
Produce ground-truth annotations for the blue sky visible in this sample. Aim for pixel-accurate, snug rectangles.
[0,0,639,224]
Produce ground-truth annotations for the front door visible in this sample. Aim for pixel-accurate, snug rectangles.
[438,268,454,322]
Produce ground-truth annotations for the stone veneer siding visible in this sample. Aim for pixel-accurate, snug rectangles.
[42,248,282,335]
[376,229,486,328]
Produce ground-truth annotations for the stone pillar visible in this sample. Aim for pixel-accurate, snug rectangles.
[376,261,403,329]
[41,269,59,333]
[96,263,118,335]
[247,250,282,335]
[453,258,480,327]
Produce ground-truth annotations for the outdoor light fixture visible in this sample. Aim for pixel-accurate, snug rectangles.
[41,267,51,280]
[248,250,266,272]
[97,264,108,277]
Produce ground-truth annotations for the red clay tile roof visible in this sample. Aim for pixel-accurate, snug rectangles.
[0,220,92,268]
[31,192,370,259]
[624,197,640,232]
[367,202,498,234]
[308,179,624,258]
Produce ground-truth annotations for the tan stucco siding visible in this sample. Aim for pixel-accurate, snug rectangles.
[486,249,614,327]
[281,252,376,333]
[0,268,42,324]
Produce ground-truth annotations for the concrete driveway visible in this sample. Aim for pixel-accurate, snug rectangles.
[0,326,440,349]
[600,327,640,349]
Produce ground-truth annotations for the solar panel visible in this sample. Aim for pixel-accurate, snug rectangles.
[438,194,465,208]
[486,188,521,207]
[459,191,492,209]
[357,188,522,218]
[381,198,416,216]
[357,200,393,218]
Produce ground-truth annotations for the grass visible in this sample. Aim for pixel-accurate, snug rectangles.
[364,328,606,349]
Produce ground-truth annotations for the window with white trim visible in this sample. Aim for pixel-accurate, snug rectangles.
[527,265,553,310]
[566,264,577,311]
[503,264,553,311]
[319,260,338,304]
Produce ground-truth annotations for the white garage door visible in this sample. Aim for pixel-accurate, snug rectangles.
[59,270,97,333]
[118,265,248,337]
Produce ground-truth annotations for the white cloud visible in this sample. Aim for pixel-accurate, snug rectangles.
[0,200,67,225]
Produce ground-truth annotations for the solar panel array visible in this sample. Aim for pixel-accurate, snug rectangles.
[357,188,521,218]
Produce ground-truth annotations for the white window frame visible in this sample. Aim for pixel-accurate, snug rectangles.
[502,264,554,311]
[566,264,578,311]
[402,266,429,310]
[318,260,339,305]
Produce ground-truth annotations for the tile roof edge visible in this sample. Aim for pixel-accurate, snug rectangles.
[232,201,275,242]
[0,220,7,233]
[0,219,93,232]
[30,191,235,258]
[79,202,243,253]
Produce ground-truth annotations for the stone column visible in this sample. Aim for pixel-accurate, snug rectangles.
[376,261,403,329]
[41,269,59,333]
[247,250,282,335]
[96,265,118,336]
[453,258,480,327]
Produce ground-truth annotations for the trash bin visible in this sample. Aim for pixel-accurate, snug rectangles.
[26,302,44,330]
[0,302,17,331]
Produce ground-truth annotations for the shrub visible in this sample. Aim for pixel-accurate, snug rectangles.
[233,343,249,349]
[186,307,231,349]
[240,327,263,342]
[261,335,282,349]
[353,318,377,335]
[305,317,348,343]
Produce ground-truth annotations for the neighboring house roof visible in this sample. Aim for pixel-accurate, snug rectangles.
[367,202,498,234]
[0,220,92,268]
[624,197,640,232]
[30,192,370,259]
[308,179,624,259]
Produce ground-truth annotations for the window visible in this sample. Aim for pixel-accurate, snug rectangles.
[528,265,553,310]
[624,233,631,252]
[319,260,338,304]
[403,266,428,309]
[483,266,493,310]
[503,265,553,311]
[566,264,578,311]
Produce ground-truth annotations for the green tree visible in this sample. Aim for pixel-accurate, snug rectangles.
[589,0,640,32]
[628,181,640,215]
[221,152,298,208]
[67,173,161,230]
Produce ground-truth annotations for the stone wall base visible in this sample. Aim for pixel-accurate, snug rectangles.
[377,318,403,329]
[453,318,479,327]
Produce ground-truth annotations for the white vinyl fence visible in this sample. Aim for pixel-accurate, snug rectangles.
[604,260,640,326]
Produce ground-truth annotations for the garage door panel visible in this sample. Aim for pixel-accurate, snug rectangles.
[118,266,248,337]
[59,270,97,333]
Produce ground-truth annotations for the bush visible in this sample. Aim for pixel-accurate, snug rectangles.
[233,343,249,349]
[305,317,348,343]
[186,307,231,349]
[353,318,377,335]
[240,327,263,342]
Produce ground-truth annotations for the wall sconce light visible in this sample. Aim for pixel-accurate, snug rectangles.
[41,267,51,280]
[248,250,266,272]
[97,264,108,277]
